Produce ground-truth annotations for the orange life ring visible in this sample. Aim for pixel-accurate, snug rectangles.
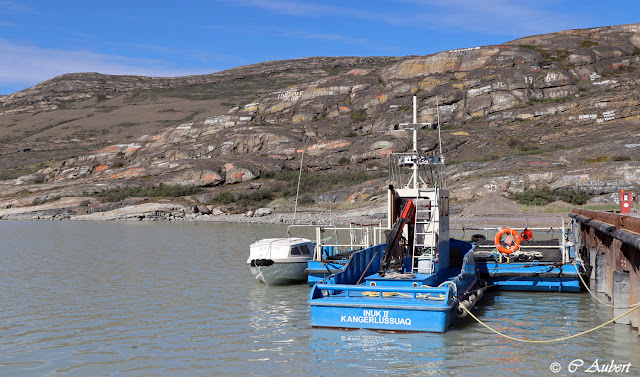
[494,228,521,254]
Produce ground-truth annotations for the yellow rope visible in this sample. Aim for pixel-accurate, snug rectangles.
[438,281,457,296]
[363,291,399,297]
[573,262,640,309]
[362,284,447,300]
[460,302,640,343]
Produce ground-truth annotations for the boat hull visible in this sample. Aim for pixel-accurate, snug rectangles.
[476,262,583,292]
[483,277,581,292]
[308,242,478,332]
[248,262,308,285]
[310,303,455,332]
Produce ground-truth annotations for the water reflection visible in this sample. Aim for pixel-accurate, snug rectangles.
[0,221,638,377]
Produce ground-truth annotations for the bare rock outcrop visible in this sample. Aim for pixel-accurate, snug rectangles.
[1,23,640,215]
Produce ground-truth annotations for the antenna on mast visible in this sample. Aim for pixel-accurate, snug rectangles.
[435,95,446,187]
[436,95,443,159]
[397,95,431,189]
[293,150,304,224]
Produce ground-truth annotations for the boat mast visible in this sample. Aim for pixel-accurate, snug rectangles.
[293,150,304,225]
[436,95,445,187]
[412,96,419,190]
[399,95,431,190]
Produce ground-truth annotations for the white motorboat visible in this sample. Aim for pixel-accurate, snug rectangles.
[247,237,314,285]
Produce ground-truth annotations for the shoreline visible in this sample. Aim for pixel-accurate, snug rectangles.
[0,198,571,228]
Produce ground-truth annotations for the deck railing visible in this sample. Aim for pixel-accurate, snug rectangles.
[450,218,570,263]
[311,284,452,300]
[309,222,385,261]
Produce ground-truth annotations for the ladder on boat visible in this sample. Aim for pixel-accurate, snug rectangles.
[412,196,438,273]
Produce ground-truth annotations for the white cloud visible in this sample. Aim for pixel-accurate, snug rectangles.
[0,39,217,89]
[400,0,580,37]
[226,0,587,38]
[0,0,34,14]
[223,0,346,17]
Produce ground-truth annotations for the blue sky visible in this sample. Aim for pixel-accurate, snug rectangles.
[0,0,638,95]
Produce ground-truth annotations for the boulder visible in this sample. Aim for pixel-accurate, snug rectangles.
[209,206,226,215]
[197,205,212,215]
[195,170,224,186]
[224,163,258,184]
[254,208,274,217]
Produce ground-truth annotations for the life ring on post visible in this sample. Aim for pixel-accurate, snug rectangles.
[494,228,521,254]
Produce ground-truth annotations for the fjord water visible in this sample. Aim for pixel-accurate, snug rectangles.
[1,221,638,376]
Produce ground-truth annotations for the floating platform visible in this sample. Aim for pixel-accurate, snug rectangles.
[473,235,584,292]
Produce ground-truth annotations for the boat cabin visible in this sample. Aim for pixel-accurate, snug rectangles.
[248,238,314,262]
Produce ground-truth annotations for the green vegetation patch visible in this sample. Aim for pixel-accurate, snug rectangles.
[350,109,367,123]
[96,184,203,202]
[0,167,36,181]
[274,169,384,196]
[31,195,61,206]
[512,187,590,206]
[211,190,274,207]
[580,40,599,48]
[584,156,609,163]
[209,169,385,211]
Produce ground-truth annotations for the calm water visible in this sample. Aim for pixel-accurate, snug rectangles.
[0,221,638,377]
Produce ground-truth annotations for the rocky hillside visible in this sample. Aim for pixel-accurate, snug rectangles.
[1,23,639,215]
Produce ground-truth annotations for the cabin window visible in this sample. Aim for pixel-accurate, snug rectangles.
[290,247,302,256]
[300,244,311,255]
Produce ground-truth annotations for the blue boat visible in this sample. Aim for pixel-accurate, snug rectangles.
[469,220,584,292]
[308,96,587,332]
[308,238,480,332]
[308,97,483,332]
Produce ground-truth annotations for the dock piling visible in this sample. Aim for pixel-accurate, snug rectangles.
[570,209,640,335]
[613,270,631,325]
[595,253,606,294]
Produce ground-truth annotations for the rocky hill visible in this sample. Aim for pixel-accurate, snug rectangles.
[1,23,639,218]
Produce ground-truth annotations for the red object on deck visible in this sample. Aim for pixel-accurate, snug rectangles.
[620,190,633,214]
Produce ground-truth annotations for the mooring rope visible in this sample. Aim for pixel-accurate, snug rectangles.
[362,281,452,300]
[476,266,556,291]
[480,263,558,272]
[573,261,640,309]
[460,302,640,343]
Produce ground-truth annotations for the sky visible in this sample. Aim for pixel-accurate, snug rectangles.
[0,0,638,95]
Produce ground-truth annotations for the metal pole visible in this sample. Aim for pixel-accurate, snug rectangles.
[412,96,419,189]
[413,96,418,151]
[561,218,566,263]
[437,95,443,158]
[315,226,322,261]
[293,150,304,224]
